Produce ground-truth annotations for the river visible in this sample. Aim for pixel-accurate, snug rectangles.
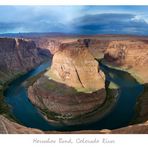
[4,59,144,131]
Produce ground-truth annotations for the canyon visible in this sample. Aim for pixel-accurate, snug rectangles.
[28,40,107,126]
[0,35,148,134]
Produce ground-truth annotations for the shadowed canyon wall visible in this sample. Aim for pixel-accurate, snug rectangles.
[0,38,50,85]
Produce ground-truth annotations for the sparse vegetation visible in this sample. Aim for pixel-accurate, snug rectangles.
[0,85,17,121]
[24,70,46,87]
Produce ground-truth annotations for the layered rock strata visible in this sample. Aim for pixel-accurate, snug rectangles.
[0,37,50,86]
[1,114,148,134]
[0,115,43,134]
[0,38,44,73]
[104,40,148,83]
[46,42,105,92]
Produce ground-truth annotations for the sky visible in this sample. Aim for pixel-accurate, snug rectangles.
[0,6,148,35]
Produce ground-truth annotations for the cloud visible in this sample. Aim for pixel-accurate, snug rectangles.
[0,6,148,35]
[0,6,86,33]
[71,13,148,35]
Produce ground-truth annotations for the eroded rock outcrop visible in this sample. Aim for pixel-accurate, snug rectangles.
[0,38,44,72]
[35,38,61,54]
[33,37,109,58]
[46,42,105,92]
[28,41,106,126]
[104,40,148,83]
[28,77,106,125]
[0,37,49,85]
[78,39,109,59]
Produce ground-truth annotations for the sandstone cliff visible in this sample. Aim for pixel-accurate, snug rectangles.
[78,39,109,59]
[32,37,109,58]
[0,37,50,85]
[104,40,148,83]
[34,38,61,54]
[46,41,105,92]
[33,35,139,59]
[0,38,44,72]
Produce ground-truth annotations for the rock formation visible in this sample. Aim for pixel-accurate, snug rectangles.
[104,40,148,83]
[34,38,61,54]
[46,41,105,92]
[28,41,106,126]
[0,37,50,85]
[0,115,43,134]
[0,38,45,72]
[32,35,139,58]
[1,114,148,134]
[33,37,109,58]
[78,39,109,59]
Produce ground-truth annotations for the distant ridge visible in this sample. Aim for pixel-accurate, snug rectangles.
[0,32,148,38]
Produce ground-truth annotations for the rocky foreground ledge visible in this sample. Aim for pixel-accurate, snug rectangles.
[0,115,148,134]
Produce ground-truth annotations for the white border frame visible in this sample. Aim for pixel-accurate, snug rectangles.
[0,1,147,148]
[0,0,148,5]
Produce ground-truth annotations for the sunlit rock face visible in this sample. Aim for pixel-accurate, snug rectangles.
[46,41,105,93]
[104,40,148,83]
[34,37,109,59]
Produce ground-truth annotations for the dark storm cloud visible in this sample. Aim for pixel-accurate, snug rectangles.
[71,13,148,35]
